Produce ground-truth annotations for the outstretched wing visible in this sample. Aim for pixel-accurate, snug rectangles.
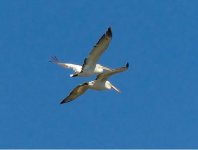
[60,83,89,104]
[50,56,82,73]
[81,27,112,72]
[96,63,129,82]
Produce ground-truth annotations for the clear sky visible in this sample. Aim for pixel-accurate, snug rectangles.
[0,0,198,148]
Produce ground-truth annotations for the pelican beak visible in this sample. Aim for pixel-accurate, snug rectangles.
[102,66,112,71]
[111,83,121,93]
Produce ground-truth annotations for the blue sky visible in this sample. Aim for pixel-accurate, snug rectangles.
[0,0,198,148]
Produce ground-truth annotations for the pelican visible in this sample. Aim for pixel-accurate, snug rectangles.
[50,27,113,77]
[60,63,129,104]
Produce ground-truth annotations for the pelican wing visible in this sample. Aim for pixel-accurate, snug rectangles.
[50,56,82,72]
[96,63,129,81]
[81,27,112,71]
[60,83,89,104]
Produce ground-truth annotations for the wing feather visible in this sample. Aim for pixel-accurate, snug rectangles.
[50,56,82,72]
[96,63,129,81]
[81,27,112,71]
[60,83,89,104]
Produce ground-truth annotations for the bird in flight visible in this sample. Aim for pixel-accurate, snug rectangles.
[50,27,113,77]
[60,63,129,104]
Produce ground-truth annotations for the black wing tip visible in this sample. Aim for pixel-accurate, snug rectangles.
[60,100,65,104]
[49,56,58,63]
[60,98,71,104]
[126,62,129,68]
[106,27,112,37]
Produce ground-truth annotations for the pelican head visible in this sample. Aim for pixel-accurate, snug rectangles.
[111,83,121,93]
[96,64,112,72]
[106,81,121,93]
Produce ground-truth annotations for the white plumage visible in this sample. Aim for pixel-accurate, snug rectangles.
[50,27,113,77]
[60,63,129,104]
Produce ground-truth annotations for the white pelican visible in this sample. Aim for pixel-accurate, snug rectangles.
[60,63,129,104]
[50,27,113,77]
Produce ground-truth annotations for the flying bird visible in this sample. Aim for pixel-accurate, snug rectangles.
[50,27,113,77]
[60,63,129,104]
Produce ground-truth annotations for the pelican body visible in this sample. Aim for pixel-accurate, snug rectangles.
[88,80,113,91]
[60,63,129,104]
[50,27,112,77]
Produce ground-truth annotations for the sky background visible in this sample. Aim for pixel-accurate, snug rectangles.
[0,0,198,148]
